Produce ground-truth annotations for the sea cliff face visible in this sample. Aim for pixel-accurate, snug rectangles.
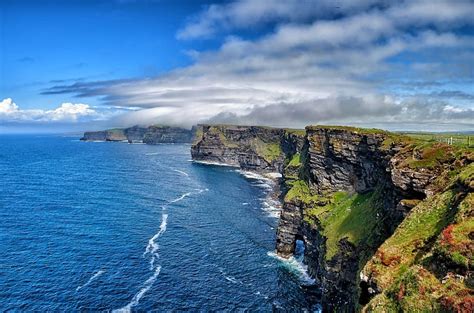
[192,124,473,312]
[81,125,193,144]
[190,124,303,172]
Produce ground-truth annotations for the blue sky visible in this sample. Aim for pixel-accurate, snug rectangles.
[1,0,220,108]
[1,0,473,133]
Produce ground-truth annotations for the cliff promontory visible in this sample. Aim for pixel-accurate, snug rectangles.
[191,124,473,312]
[81,125,194,144]
[191,124,304,172]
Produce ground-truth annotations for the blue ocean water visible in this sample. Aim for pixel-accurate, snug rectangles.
[0,135,319,311]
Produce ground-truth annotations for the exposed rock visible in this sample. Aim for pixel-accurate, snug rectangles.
[81,125,193,144]
[189,124,473,312]
[143,126,193,144]
[124,126,148,143]
[81,129,127,142]
[191,124,295,172]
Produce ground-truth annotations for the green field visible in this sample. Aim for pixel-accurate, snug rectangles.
[400,132,474,148]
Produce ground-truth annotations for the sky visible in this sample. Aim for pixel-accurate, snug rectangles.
[1,0,473,133]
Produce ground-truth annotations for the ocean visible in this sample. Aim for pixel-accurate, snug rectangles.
[0,135,319,311]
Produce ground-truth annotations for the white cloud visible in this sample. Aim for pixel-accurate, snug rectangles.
[178,0,474,40]
[0,98,19,114]
[42,0,474,131]
[177,0,385,40]
[0,98,99,123]
[44,103,97,121]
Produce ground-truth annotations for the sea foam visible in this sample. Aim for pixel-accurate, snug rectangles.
[76,270,105,291]
[114,189,203,311]
[267,251,316,285]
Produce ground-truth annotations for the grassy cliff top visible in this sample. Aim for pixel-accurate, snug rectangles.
[306,125,391,135]
[198,123,279,130]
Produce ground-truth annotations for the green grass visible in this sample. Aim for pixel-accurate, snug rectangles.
[458,163,474,186]
[285,180,320,203]
[206,126,282,162]
[385,265,441,312]
[287,153,301,167]
[253,138,282,163]
[286,180,385,260]
[363,293,398,312]
[305,191,383,260]
[363,189,457,289]
[284,128,306,136]
[192,126,204,145]
[407,143,455,169]
[402,132,474,148]
[363,167,474,311]
[217,132,239,148]
[206,126,239,148]
[306,125,391,135]
[433,192,474,270]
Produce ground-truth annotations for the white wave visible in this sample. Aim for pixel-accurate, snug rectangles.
[255,182,272,189]
[236,170,282,182]
[264,172,282,179]
[261,198,282,218]
[113,265,162,313]
[145,152,160,156]
[235,169,282,217]
[144,213,168,269]
[217,266,242,285]
[170,192,192,203]
[236,170,272,182]
[76,270,105,291]
[192,160,237,167]
[115,188,207,311]
[195,188,208,194]
[224,275,240,284]
[173,169,189,177]
[267,251,316,285]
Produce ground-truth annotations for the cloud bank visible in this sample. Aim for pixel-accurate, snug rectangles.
[10,0,474,131]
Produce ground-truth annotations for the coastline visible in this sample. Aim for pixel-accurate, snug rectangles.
[193,160,319,291]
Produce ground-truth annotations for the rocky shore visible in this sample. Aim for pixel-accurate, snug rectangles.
[192,124,473,312]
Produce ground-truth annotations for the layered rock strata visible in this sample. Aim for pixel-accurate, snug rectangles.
[81,125,193,144]
[192,124,473,312]
[190,124,303,172]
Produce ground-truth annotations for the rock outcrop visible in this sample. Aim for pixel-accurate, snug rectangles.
[81,128,129,142]
[191,124,302,172]
[81,125,193,144]
[191,124,473,312]
[143,125,194,144]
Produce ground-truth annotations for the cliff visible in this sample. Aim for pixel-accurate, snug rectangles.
[192,124,473,312]
[81,125,193,144]
[143,125,194,144]
[81,128,129,142]
[190,124,304,172]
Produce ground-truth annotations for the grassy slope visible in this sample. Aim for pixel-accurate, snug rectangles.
[281,126,473,311]
[403,132,474,148]
[363,164,474,312]
[286,180,384,260]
